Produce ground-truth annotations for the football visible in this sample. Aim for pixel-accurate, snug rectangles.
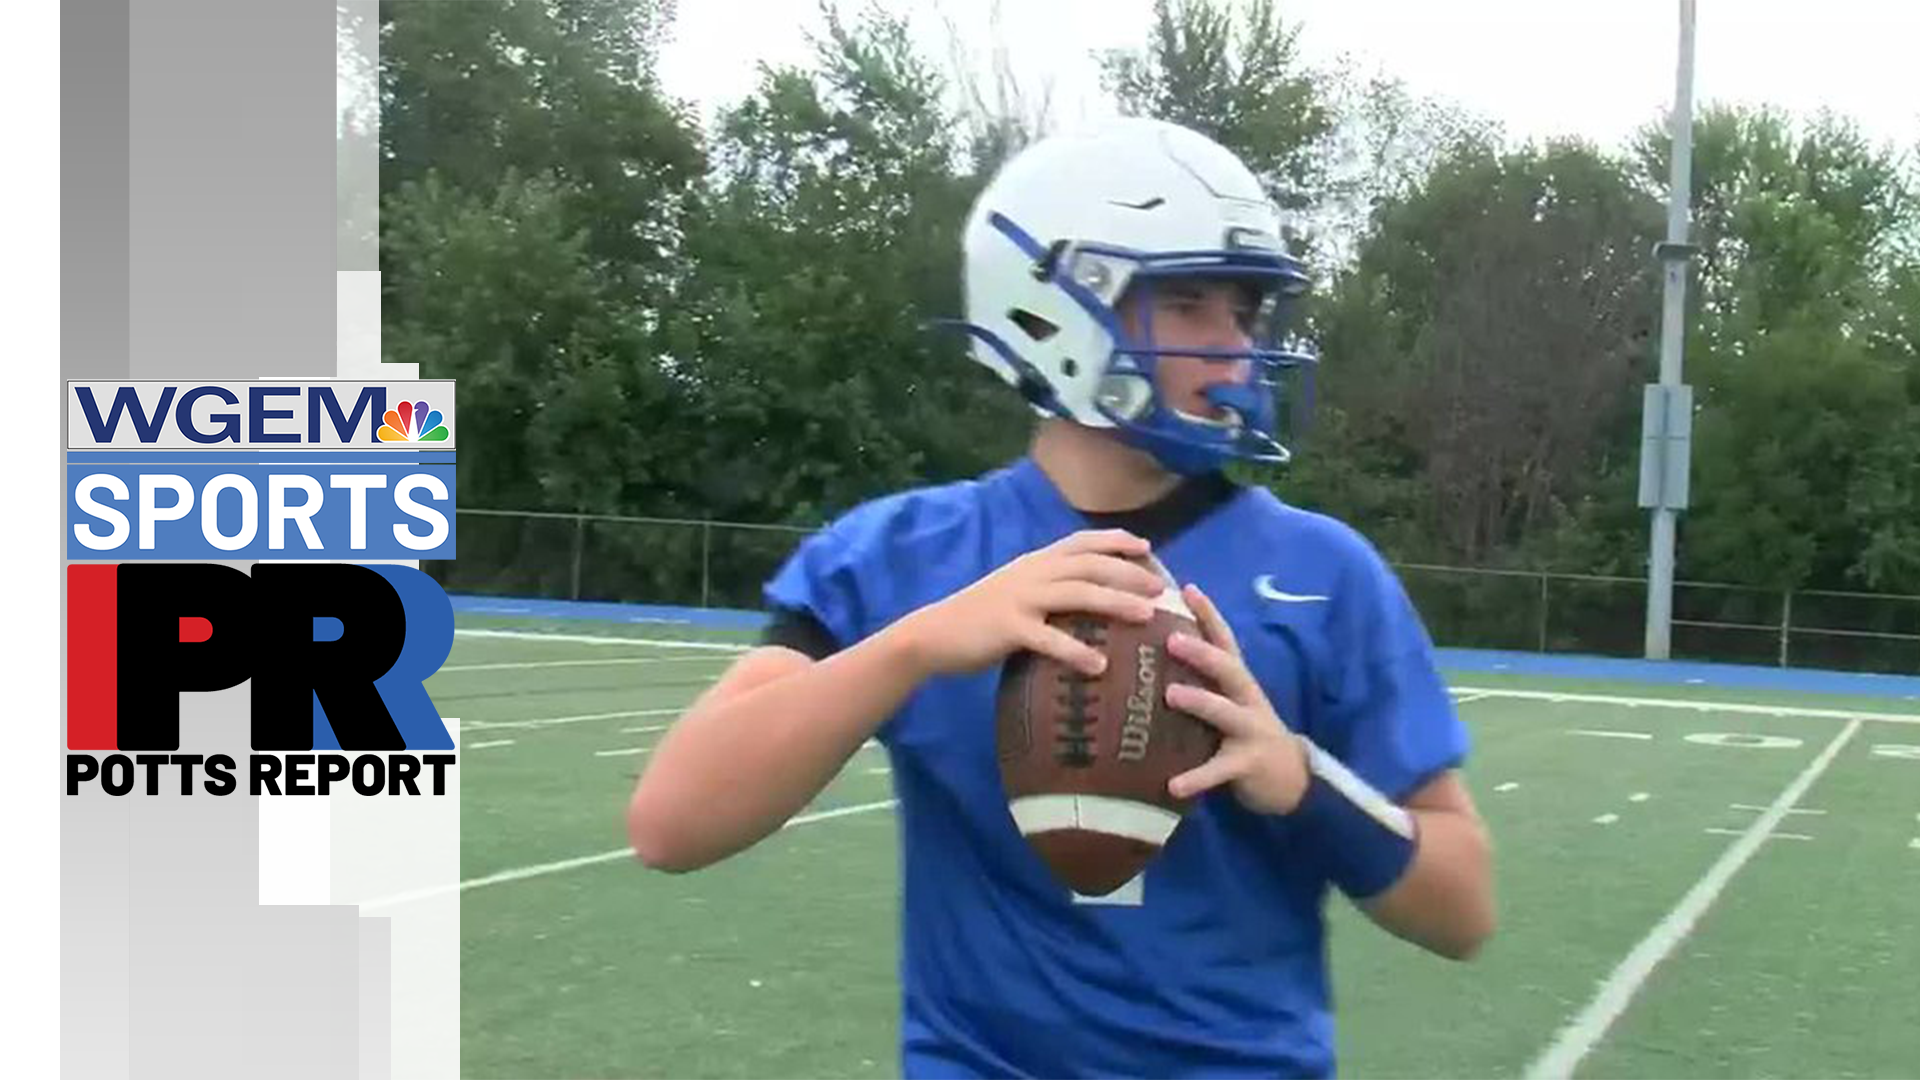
[995,555,1222,896]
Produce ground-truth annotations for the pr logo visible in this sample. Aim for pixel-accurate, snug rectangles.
[66,562,455,752]
[377,399,450,443]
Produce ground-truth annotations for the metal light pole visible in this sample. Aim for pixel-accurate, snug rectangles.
[1642,0,1698,660]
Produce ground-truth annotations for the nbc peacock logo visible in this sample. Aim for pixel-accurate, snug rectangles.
[377,399,451,443]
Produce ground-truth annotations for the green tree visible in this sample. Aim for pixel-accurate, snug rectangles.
[1633,108,1920,591]
[661,3,1028,524]
[1304,71,1497,268]
[378,0,707,518]
[378,0,700,273]
[1098,0,1334,215]
[382,172,684,514]
[1289,142,1662,566]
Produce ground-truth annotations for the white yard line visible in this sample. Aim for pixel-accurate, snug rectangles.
[1452,686,1920,725]
[1523,718,1862,1080]
[465,739,516,750]
[440,655,731,673]
[358,799,899,912]
[459,708,681,732]
[456,628,751,653]
[1705,827,1812,841]
[1729,803,1824,816]
[1570,729,1654,741]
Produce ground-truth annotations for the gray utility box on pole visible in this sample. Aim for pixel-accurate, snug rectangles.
[1638,383,1693,511]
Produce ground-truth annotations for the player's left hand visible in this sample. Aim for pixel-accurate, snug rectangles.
[1162,583,1309,815]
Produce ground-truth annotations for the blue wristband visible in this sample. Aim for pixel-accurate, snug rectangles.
[1290,738,1418,900]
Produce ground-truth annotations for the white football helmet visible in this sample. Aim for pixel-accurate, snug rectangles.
[954,118,1314,474]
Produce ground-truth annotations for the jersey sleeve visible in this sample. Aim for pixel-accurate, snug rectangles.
[761,520,871,656]
[1316,531,1470,802]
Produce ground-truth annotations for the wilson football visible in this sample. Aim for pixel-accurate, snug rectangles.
[995,555,1221,896]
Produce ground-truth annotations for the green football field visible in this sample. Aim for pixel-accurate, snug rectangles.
[441,615,1920,1079]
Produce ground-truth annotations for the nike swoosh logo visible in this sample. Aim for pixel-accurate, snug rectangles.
[1255,575,1329,604]
[1108,196,1165,211]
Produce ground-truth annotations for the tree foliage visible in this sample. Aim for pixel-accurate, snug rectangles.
[1099,0,1333,214]
[661,3,1028,524]
[376,0,1920,614]
[1288,142,1662,565]
[1634,109,1920,591]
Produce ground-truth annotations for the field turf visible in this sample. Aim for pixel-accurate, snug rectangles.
[441,616,1920,1079]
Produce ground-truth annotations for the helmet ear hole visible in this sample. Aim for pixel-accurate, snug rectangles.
[1009,309,1059,342]
[1061,358,1079,378]
[1095,373,1154,421]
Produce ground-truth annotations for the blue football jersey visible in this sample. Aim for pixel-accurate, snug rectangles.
[763,457,1469,1079]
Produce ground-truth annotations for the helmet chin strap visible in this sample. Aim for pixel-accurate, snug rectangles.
[1110,380,1288,476]
[1201,381,1290,465]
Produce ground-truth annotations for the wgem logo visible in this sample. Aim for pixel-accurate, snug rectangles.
[66,381,457,561]
[66,380,457,449]
[378,400,450,443]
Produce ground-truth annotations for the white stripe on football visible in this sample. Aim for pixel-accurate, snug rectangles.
[1008,793,1182,846]
[1137,552,1195,620]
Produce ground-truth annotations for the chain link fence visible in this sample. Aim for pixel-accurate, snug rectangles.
[1392,565,1920,674]
[435,509,810,612]
[428,509,1920,675]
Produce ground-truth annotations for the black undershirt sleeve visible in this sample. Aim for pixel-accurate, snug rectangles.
[760,606,842,661]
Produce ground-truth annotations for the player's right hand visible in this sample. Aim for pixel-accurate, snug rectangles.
[891,529,1167,679]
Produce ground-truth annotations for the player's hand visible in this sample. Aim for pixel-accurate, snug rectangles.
[893,529,1168,680]
[1163,583,1309,815]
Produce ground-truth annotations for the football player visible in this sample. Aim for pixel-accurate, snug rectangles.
[628,118,1495,1079]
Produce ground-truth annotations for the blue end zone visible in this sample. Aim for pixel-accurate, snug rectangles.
[450,594,772,632]
[449,594,1920,703]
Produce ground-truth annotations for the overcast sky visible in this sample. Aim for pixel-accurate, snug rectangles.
[656,0,1919,153]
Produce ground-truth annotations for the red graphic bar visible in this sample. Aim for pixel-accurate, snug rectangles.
[67,565,118,750]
